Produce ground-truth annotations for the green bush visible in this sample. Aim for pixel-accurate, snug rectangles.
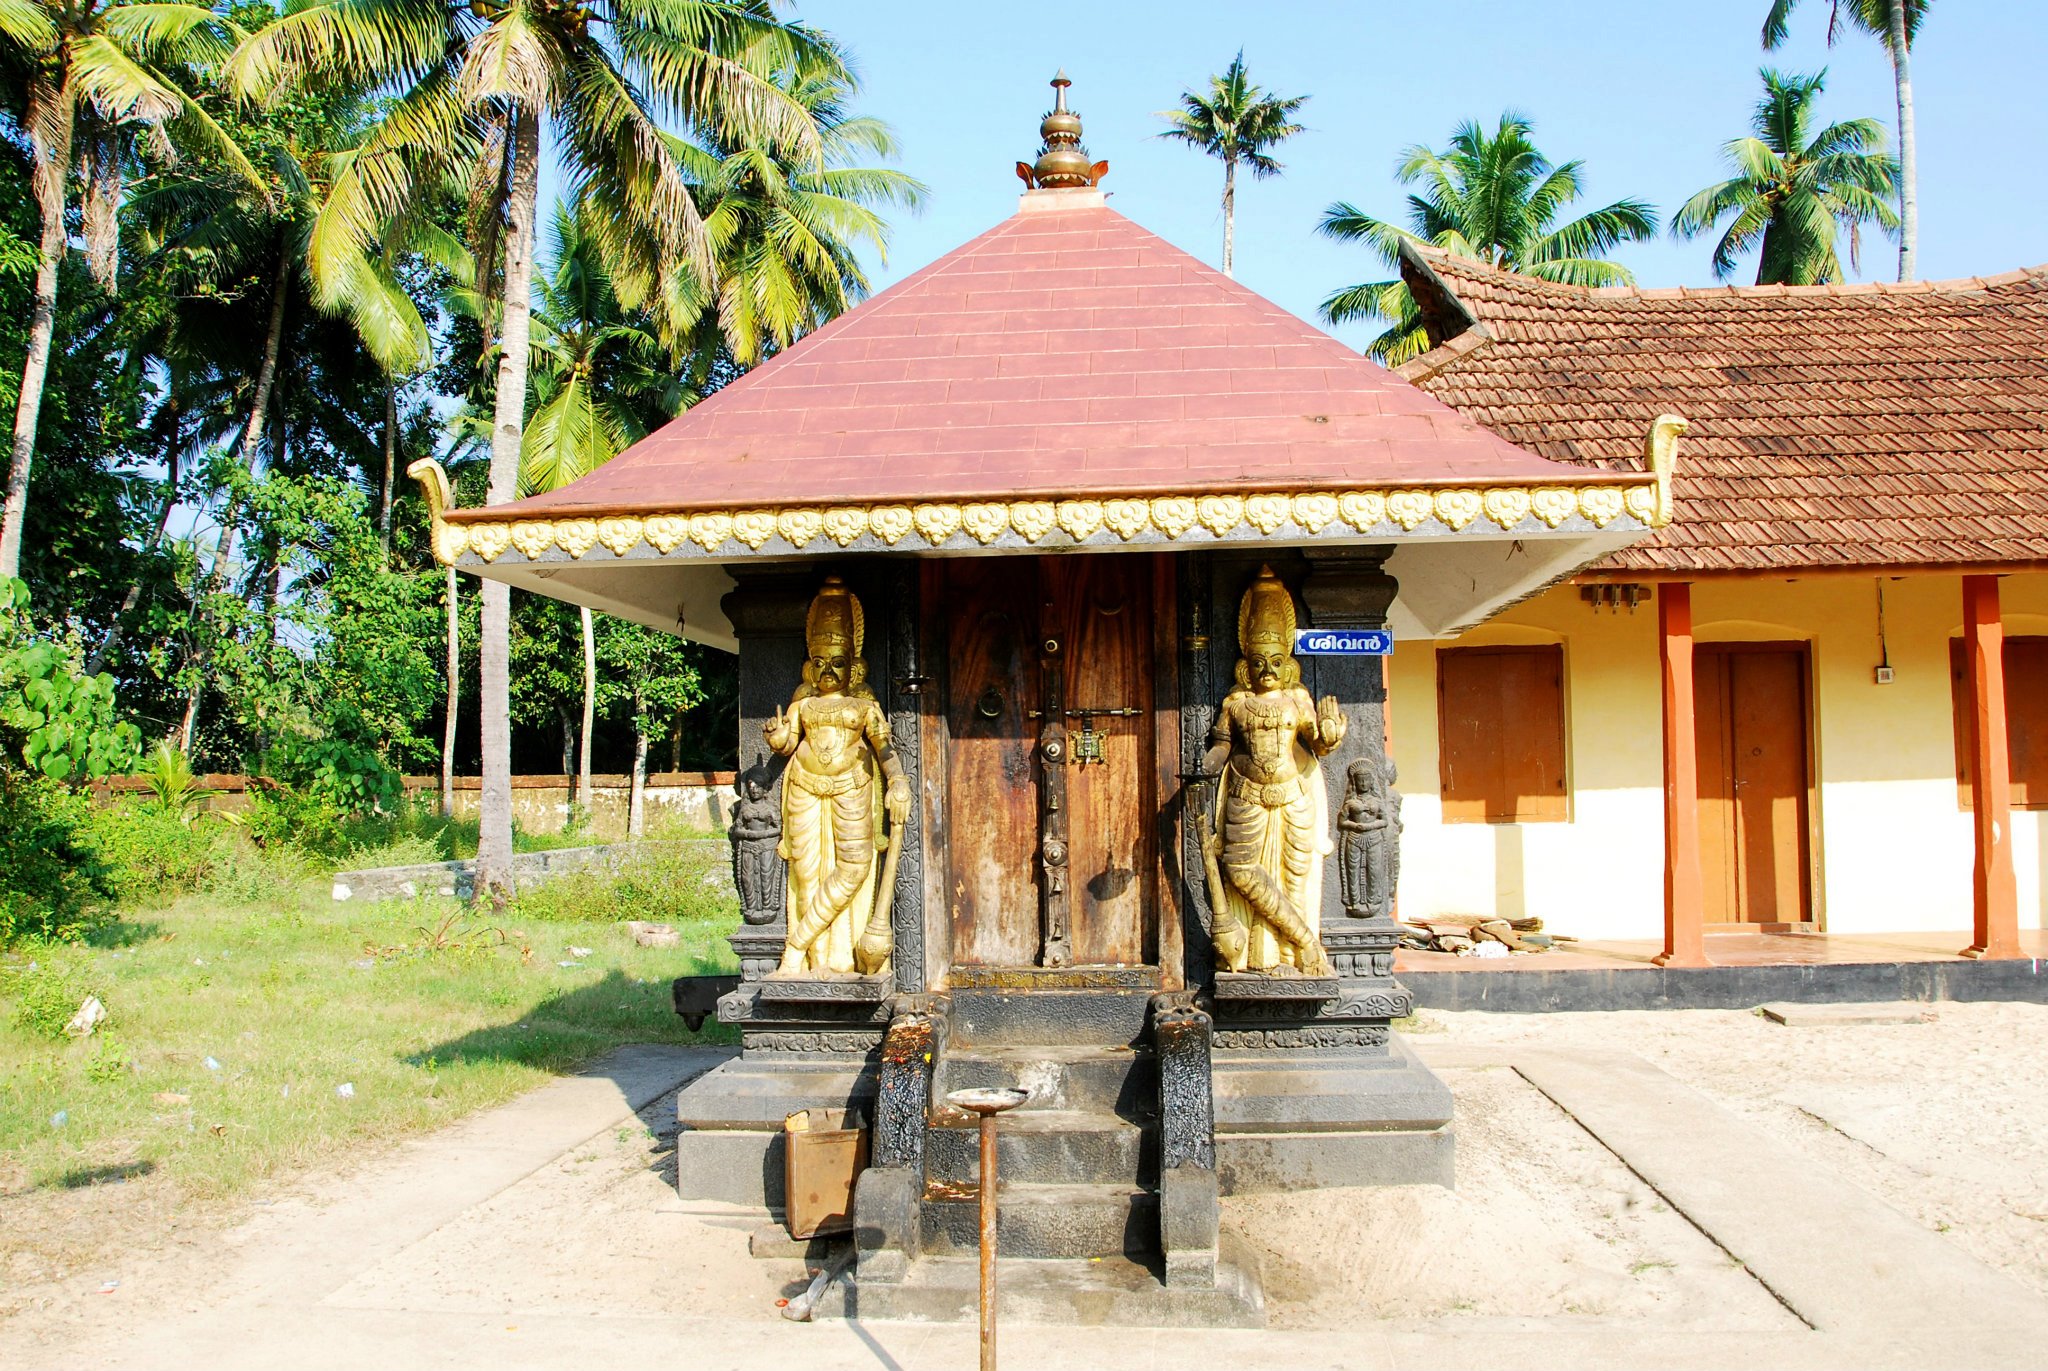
[3,960,97,1037]
[0,771,114,945]
[86,803,231,905]
[508,843,735,925]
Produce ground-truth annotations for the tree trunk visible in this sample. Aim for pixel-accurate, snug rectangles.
[1888,4,1917,282]
[578,604,595,816]
[90,405,182,677]
[669,717,682,772]
[475,105,543,905]
[628,687,649,839]
[1220,157,1237,278]
[556,702,574,781]
[177,241,293,750]
[441,564,459,820]
[379,384,398,562]
[0,78,76,584]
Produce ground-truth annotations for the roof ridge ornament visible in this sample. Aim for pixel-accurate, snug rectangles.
[1017,71,1108,190]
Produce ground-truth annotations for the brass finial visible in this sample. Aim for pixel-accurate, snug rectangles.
[1016,71,1107,190]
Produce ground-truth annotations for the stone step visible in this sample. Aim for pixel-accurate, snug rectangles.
[947,987,1155,1047]
[926,1109,1154,1188]
[821,1239,1267,1329]
[919,1181,1158,1260]
[940,1044,1157,1114]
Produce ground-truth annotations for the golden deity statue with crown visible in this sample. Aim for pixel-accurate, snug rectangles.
[1200,566,1347,975]
[765,577,910,977]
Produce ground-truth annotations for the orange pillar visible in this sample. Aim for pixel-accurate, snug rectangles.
[1656,582,1708,967]
[1961,574,2021,959]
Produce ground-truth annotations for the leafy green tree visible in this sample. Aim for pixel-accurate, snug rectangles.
[0,577,142,781]
[596,616,704,837]
[126,32,459,748]
[0,0,256,581]
[228,0,834,902]
[1763,0,1926,280]
[1155,51,1307,278]
[1317,113,1656,363]
[1671,68,1899,285]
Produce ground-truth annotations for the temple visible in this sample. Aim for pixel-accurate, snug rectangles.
[414,77,1675,1324]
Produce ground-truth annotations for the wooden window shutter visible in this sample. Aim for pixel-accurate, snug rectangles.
[1437,645,1568,823]
[1953,635,2048,811]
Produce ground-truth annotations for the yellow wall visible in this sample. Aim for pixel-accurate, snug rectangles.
[1389,571,2048,940]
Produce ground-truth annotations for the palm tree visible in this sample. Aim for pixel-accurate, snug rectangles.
[1763,0,1927,280]
[1317,113,1657,363]
[1155,51,1307,278]
[228,0,831,902]
[126,82,453,748]
[518,199,689,821]
[0,0,256,582]
[673,38,927,365]
[1671,69,1899,285]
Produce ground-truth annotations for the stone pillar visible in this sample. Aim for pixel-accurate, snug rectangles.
[1656,582,1709,968]
[720,565,812,975]
[884,560,927,992]
[1962,574,2020,959]
[1301,547,1399,933]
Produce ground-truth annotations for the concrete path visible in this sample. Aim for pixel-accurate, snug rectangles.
[8,1038,2048,1370]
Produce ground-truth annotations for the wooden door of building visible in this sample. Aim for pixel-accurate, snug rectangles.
[1694,644,1813,925]
[934,555,1159,968]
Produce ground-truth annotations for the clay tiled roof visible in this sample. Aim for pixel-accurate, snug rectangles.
[1394,243,2048,573]
[452,194,1601,525]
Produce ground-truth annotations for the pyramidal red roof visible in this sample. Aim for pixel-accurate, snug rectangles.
[456,194,1599,523]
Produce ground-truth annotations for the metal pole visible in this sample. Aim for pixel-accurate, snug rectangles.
[945,1086,1025,1371]
[979,1110,998,1371]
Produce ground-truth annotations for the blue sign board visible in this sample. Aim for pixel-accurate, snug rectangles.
[1293,628,1392,657]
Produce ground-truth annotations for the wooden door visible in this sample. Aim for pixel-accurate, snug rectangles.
[939,559,1038,965]
[1695,644,1812,924]
[937,556,1156,967]
[1046,556,1155,965]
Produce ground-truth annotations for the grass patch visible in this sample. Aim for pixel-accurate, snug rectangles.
[0,849,739,1204]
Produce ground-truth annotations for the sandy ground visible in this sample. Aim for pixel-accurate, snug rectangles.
[1229,1063,1799,1331]
[1416,1002,2048,1299]
[5,1003,2048,1365]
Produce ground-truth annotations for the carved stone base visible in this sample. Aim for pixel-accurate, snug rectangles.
[1321,916,1401,980]
[757,972,894,1003]
[729,925,786,981]
[1213,972,1340,1003]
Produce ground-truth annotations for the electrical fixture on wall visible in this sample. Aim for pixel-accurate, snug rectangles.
[1579,583,1649,614]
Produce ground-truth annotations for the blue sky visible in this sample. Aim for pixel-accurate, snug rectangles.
[795,0,2048,352]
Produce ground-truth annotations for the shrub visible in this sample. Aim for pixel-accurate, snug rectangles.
[3,960,97,1037]
[508,842,736,925]
[260,733,402,815]
[86,1035,132,1083]
[86,803,231,906]
[0,770,113,945]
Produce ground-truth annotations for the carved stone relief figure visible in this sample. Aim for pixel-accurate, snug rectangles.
[1338,757,1404,919]
[1198,566,1346,974]
[764,577,911,976]
[728,760,784,926]
[1337,759,1384,917]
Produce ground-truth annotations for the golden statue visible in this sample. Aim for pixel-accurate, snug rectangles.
[1200,567,1347,975]
[765,577,911,977]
